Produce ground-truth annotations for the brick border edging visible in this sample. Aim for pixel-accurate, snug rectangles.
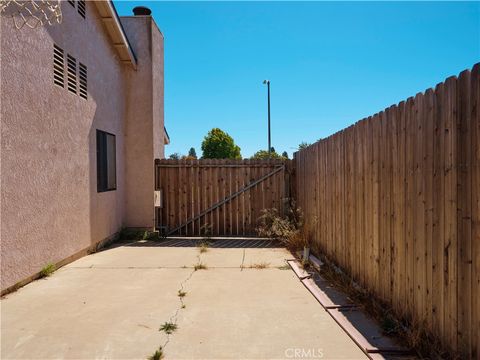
[286,253,411,360]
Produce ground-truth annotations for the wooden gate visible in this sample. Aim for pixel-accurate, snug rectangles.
[155,159,292,236]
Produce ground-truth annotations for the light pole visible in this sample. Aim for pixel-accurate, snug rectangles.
[263,80,271,154]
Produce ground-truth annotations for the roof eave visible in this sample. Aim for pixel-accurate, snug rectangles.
[164,127,170,145]
[94,0,137,70]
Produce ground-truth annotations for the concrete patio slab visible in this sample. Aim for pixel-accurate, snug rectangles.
[64,243,201,269]
[1,266,190,359]
[199,248,248,268]
[168,268,367,360]
[1,240,369,360]
[242,247,290,268]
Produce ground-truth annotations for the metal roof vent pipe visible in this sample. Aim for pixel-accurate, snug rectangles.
[132,6,151,16]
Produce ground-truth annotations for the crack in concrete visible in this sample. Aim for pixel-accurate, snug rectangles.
[161,251,203,351]
[240,249,246,271]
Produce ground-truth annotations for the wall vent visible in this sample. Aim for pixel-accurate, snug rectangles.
[79,63,87,100]
[67,54,77,94]
[53,44,64,88]
[68,0,75,7]
[77,0,85,18]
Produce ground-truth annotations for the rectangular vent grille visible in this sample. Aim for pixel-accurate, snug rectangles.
[53,44,64,88]
[79,63,87,100]
[67,54,77,94]
[77,0,85,18]
[68,0,75,7]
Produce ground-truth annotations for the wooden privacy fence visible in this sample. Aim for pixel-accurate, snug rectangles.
[155,159,292,236]
[295,64,479,357]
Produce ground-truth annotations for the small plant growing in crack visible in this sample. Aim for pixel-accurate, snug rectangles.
[159,322,177,334]
[194,263,208,271]
[277,264,290,270]
[200,223,213,237]
[177,290,187,298]
[39,263,56,278]
[198,223,213,253]
[249,262,270,269]
[147,346,164,360]
[181,304,186,309]
[197,241,209,253]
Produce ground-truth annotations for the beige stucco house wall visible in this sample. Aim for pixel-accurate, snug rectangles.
[121,16,165,228]
[0,1,168,292]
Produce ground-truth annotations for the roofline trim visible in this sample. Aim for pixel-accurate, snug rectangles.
[164,127,170,144]
[107,0,137,67]
[98,0,137,69]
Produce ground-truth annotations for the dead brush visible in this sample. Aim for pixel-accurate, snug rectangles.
[198,223,213,253]
[200,223,213,238]
[256,205,307,252]
[197,241,209,253]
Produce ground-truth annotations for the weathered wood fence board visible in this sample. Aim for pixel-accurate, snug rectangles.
[155,159,291,236]
[294,63,479,357]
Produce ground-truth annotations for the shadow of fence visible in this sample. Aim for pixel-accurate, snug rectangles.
[125,237,282,249]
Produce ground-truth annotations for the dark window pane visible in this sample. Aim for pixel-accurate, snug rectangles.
[106,133,116,189]
[96,130,116,192]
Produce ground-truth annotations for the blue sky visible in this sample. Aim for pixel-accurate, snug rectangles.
[114,1,480,158]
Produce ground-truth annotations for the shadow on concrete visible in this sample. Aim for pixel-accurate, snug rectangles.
[125,237,283,249]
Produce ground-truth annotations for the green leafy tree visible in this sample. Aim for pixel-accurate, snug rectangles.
[282,151,289,159]
[298,142,311,150]
[251,150,284,160]
[188,147,197,159]
[201,128,241,159]
[168,153,181,160]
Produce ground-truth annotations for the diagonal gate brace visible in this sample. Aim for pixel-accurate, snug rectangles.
[167,165,285,236]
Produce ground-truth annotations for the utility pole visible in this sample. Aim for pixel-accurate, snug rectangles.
[263,80,271,154]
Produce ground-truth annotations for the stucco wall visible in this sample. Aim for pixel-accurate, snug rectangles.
[0,2,127,290]
[121,16,165,228]
[0,4,165,291]
[152,21,165,160]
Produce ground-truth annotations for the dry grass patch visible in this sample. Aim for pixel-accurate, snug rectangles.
[248,262,270,269]
[39,263,56,278]
[193,263,208,271]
